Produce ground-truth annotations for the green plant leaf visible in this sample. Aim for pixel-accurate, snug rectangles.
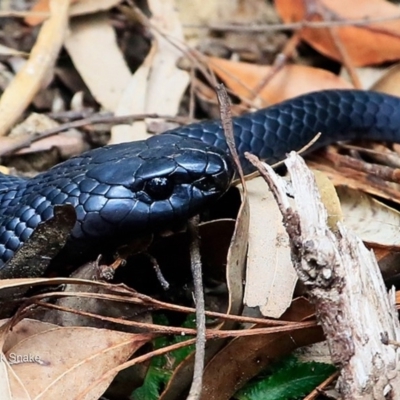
[131,365,172,400]
[131,313,196,399]
[234,358,336,400]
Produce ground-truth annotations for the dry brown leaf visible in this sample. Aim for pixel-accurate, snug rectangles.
[64,13,132,112]
[200,299,322,400]
[336,186,400,249]
[208,57,352,107]
[225,185,249,319]
[370,63,400,96]
[276,0,400,67]
[2,319,58,352]
[0,0,70,136]
[245,176,297,318]
[5,326,151,399]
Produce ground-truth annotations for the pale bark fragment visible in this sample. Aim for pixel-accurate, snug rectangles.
[246,151,400,399]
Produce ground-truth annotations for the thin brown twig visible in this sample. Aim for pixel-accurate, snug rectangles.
[29,298,317,338]
[215,83,246,185]
[328,27,362,88]
[303,372,340,400]
[187,216,206,400]
[192,14,400,32]
[270,132,322,169]
[11,288,308,327]
[251,31,302,101]
[0,112,195,157]
[145,252,170,290]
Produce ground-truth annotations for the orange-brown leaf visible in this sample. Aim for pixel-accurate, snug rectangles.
[25,0,78,26]
[208,57,352,106]
[275,0,400,67]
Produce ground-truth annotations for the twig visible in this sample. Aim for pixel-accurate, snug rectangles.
[33,298,316,339]
[303,371,340,400]
[327,27,362,88]
[0,112,194,157]
[193,14,400,32]
[17,286,309,327]
[187,216,206,400]
[215,83,246,186]
[271,132,322,169]
[251,32,302,101]
[145,253,170,290]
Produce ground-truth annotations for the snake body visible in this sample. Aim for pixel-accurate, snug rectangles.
[1,89,400,272]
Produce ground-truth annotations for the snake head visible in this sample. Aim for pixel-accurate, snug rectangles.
[56,134,235,240]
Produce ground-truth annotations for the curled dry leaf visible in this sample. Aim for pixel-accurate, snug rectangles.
[276,0,400,67]
[41,260,153,331]
[208,57,352,107]
[244,176,297,318]
[0,279,115,326]
[224,186,249,320]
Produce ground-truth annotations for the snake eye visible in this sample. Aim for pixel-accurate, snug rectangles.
[193,176,216,192]
[144,177,174,200]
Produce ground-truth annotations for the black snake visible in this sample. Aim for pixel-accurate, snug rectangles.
[1,90,400,274]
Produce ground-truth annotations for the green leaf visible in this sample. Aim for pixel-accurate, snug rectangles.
[234,358,336,400]
[131,313,196,399]
[131,365,172,400]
